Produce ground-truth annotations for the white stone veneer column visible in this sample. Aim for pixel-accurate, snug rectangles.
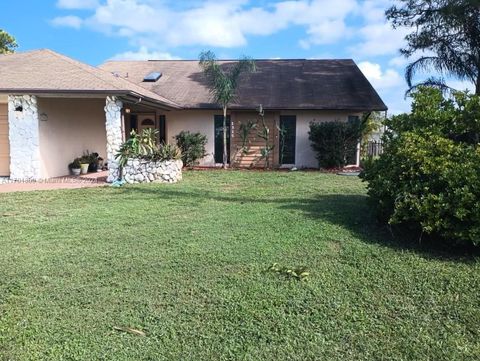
[8,95,41,180]
[105,96,123,182]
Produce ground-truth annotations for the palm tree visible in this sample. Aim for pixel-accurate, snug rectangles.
[199,51,255,168]
[386,0,480,95]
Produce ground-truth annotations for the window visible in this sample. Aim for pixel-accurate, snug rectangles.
[214,115,231,164]
[348,115,360,124]
[143,72,162,82]
[129,114,138,133]
[280,115,296,165]
[159,115,166,143]
[141,118,155,126]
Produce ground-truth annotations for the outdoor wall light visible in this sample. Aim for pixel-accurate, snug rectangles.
[40,113,48,121]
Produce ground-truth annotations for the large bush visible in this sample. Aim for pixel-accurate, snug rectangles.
[175,131,208,167]
[309,119,361,168]
[361,88,480,245]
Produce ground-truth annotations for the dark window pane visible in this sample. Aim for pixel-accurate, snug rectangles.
[159,115,166,143]
[214,115,230,164]
[130,114,138,134]
[348,115,360,124]
[280,115,296,164]
[141,118,155,126]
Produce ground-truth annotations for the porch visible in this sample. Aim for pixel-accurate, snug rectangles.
[0,94,171,182]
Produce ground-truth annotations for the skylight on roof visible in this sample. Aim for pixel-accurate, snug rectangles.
[143,72,162,82]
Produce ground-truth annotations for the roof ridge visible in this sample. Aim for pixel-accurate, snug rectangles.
[101,58,355,63]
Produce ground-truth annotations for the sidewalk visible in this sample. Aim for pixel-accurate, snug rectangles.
[0,171,108,193]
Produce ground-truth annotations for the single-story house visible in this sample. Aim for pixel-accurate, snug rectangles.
[0,49,387,182]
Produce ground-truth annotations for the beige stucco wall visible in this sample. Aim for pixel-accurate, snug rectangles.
[38,98,107,178]
[280,110,362,168]
[166,109,219,166]
[165,109,361,168]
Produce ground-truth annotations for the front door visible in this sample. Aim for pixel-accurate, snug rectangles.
[280,115,296,165]
[0,103,9,176]
[137,114,156,134]
[214,115,230,164]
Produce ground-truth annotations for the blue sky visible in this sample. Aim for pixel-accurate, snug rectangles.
[1,0,472,114]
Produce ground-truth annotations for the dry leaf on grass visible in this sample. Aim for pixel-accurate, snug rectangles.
[113,326,146,337]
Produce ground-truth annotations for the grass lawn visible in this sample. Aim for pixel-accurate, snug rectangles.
[0,170,479,360]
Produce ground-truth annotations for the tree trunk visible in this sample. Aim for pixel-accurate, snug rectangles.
[475,73,480,148]
[223,106,228,169]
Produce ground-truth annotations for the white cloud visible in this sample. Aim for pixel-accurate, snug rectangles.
[109,47,181,61]
[352,22,408,57]
[357,61,410,115]
[388,56,409,68]
[57,0,99,9]
[50,15,83,29]
[358,61,403,90]
[51,0,359,48]
[348,0,408,57]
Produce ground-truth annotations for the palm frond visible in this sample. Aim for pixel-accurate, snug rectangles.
[405,77,452,97]
[405,56,452,88]
[198,51,255,106]
[229,57,256,90]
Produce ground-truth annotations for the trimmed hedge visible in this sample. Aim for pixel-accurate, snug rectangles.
[309,120,361,168]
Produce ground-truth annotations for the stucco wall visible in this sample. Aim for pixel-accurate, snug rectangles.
[166,110,218,166]
[38,98,107,178]
[280,110,362,168]
[165,109,361,168]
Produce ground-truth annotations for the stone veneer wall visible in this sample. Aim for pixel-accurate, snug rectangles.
[8,95,41,180]
[105,96,123,183]
[123,159,183,184]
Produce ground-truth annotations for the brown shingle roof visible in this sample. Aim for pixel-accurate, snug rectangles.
[0,49,387,111]
[99,59,387,111]
[0,49,180,108]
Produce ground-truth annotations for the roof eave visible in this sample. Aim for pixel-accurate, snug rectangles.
[0,88,181,110]
[182,105,388,112]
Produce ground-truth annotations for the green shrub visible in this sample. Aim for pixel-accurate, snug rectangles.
[308,119,361,168]
[155,143,182,161]
[361,88,480,245]
[116,129,182,167]
[175,131,208,167]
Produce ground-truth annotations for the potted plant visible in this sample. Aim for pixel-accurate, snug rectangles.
[97,157,104,171]
[69,158,81,176]
[88,152,99,172]
[79,155,90,175]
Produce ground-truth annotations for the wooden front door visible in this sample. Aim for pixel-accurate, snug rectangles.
[0,104,9,176]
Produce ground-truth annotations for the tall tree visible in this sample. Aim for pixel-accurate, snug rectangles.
[386,0,480,95]
[199,51,255,168]
[0,29,17,54]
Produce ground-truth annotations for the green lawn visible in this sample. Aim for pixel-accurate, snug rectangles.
[1,171,479,360]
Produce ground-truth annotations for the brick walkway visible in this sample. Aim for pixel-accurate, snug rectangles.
[0,171,108,193]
